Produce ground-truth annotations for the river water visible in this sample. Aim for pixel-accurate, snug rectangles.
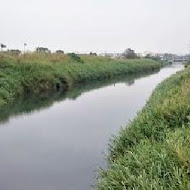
[0,64,183,190]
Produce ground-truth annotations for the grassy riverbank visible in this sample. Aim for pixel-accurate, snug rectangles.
[97,66,190,189]
[0,53,160,106]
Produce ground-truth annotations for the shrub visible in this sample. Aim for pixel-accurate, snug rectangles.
[67,53,84,63]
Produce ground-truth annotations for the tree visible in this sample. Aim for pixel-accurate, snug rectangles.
[36,47,51,54]
[0,44,6,51]
[56,50,64,54]
[122,48,137,59]
[89,52,97,56]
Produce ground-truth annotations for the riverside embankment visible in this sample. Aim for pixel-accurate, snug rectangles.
[0,64,182,190]
[97,65,190,190]
[0,53,161,106]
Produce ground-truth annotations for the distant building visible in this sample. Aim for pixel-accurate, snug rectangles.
[99,53,123,59]
[7,49,21,56]
[99,53,113,57]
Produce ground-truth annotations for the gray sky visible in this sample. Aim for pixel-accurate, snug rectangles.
[0,0,190,54]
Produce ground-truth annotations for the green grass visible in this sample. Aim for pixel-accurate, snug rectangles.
[97,66,190,190]
[0,53,161,106]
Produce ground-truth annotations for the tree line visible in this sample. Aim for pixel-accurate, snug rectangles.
[0,43,139,59]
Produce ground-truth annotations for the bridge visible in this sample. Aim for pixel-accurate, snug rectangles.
[172,56,189,62]
[164,56,189,63]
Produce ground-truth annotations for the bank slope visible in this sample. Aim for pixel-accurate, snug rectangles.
[0,53,160,106]
[97,66,190,190]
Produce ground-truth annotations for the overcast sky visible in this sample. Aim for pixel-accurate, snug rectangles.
[0,0,190,54]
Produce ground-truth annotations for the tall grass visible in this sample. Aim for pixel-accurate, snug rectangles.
[0,53,161,106]
[97,66,190,190]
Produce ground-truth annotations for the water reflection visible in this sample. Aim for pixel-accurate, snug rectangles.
[0,70,159,125]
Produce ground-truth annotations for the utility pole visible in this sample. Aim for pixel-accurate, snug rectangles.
[24,43,27,54]
[24,43,27,61]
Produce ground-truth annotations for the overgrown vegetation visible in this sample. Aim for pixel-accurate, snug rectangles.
[0,53,161,106]
[68,53,84,63]
[97,66,190,190]
[184,61,190,68]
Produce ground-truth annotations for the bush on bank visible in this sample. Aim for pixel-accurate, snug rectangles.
[97,66,190,190]
[0,53,161,106]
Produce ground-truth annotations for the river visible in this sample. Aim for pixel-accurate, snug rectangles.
[0,64,183,190]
